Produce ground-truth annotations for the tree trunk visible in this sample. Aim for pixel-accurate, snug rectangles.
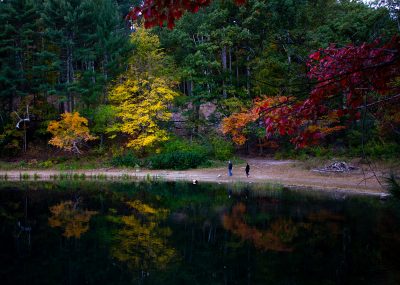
[229,47,232,89]
[221,46,227,98]
[246,55,251,96]
[23,122,27,154]
[258,138,263,155]
[236,48,239,86]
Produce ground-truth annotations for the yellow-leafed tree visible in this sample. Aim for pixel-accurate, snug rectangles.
[47,112,97,155]
[108,27,178,152]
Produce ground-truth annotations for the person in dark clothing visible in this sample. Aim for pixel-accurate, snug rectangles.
[245,163,250,177]
[228,160,233,176]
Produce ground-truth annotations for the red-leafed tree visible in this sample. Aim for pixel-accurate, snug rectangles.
[222,36,400,148]
[127,0,246,29]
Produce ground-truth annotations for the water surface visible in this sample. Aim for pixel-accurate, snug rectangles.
[0,181,399,284]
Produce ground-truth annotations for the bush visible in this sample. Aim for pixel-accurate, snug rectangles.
[349,140,400,159]
[387,173,400,200]
[147,151,207,170]
[162,137,210,155]
[111,151,141,167]
[38,160,54,168]
[209,136,234,160]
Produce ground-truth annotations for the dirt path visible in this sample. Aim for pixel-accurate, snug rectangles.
[0,158,391,196]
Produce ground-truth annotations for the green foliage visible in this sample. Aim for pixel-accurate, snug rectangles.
[209,136,234,160]
[38,160,54,168]
[162,137,210,155]
[90,105,116,136]
[386,173,400,200]
[1,0,398,161]
[111,151,141,168]
[349,140,400,159]
[0,123,23,156]
[147,151,207,170]
[20,173,30,180]
[146,136,219,169]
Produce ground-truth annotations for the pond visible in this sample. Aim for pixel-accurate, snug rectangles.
[0,181,399,285]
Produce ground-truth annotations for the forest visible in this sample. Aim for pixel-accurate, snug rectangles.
[0,0,399,170]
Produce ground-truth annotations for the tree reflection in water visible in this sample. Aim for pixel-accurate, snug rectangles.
[0,182,399,285]
[223,203,299,252]
[223,202,347,253]
[109,200,176,272]
[48,200,97,238]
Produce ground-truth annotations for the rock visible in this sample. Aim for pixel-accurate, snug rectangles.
[313,161,358,173]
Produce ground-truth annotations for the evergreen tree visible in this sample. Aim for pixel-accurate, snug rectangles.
[0,0,41,111]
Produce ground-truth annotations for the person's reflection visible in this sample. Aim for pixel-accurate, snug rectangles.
[227,188,232,198]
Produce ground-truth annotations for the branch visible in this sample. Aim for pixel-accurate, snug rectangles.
[356,93,400,109]
[15,106,31,129]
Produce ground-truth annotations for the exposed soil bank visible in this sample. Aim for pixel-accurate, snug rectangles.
[0,158,391,197]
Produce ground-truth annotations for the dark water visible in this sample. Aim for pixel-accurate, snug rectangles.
[0,181,399,285]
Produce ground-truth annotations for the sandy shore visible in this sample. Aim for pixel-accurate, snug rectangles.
[0,158,391,196]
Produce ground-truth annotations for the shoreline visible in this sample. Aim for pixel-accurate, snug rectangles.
[0,165,389,197]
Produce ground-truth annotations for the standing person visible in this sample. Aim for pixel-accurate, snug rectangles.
[245,163,250,177]
[228,160,233,176]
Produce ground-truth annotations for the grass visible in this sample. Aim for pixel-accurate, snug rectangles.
[95,173,107,180]
[229,181,284,193]
[121,174,131,180]
[0,154,245,171]
[0,161,25,170]
[0,173,8,180]
[0,156,111,171]
[20,173,30,180]
[200,156,245,168]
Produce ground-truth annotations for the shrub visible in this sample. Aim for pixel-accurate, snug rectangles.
[162,137,210,155]
[387,173,400,200]
[209,136,234,160]
[111,151,141,167]
[349,140,400,159]
[37,159,54,168]
[147,151,207,170]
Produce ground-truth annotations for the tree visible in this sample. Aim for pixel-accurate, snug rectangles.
[0,0,41,111]
[47,112,96,154]
[109,77,178,151]
[91,105,116,147]
[41,0,132,112]
[128,0,215,29]
[108,28,178,152]
[222,36,400,148]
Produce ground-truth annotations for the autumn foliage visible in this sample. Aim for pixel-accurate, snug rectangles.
[222,36,400,148]
[47,112,97,154]
[109,78,178,151]
[110,200,175,270]
[127,0,246,29]
[108,28,178,152]
[48,200,97,239]
[223,203,298,252]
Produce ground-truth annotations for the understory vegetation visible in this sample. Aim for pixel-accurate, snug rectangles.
[0,0,399,170]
